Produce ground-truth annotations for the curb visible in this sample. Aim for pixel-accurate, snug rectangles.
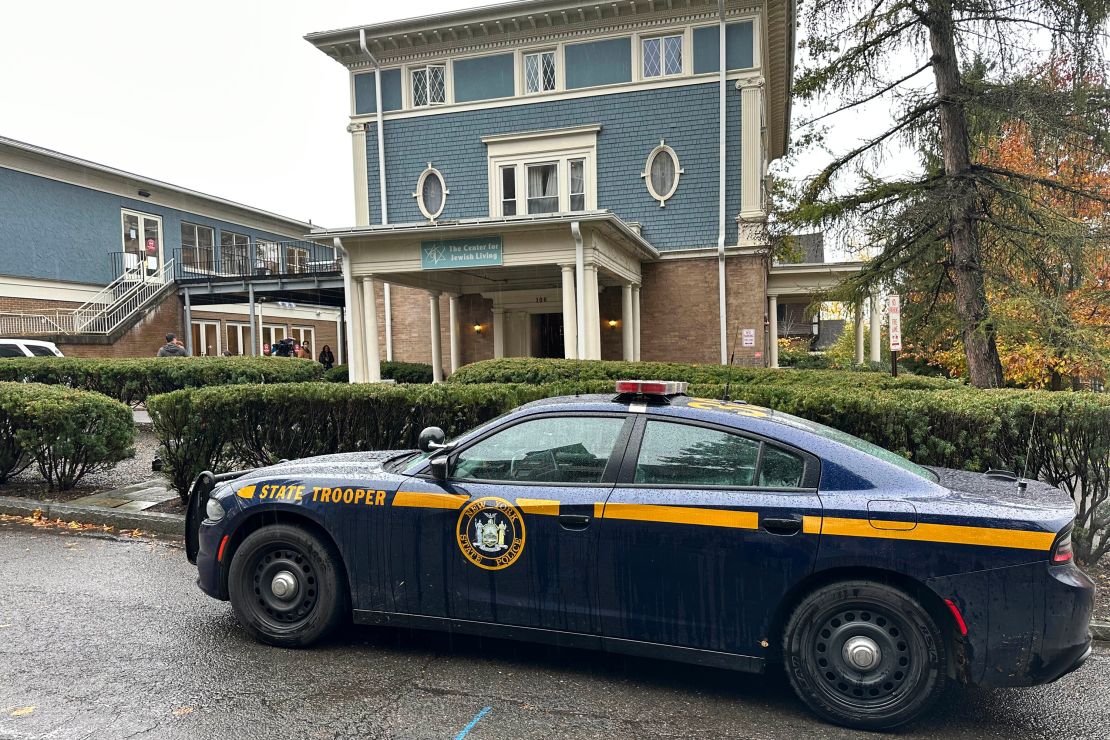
[1092,621,1110,643]
[0,495,184,536]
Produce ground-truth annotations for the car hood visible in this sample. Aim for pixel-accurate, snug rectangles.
[924,466,1076,526]
[234,449,417,485]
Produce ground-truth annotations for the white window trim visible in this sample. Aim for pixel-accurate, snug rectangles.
[642,140,684,207]
[190,320,222,356]
[484,126,599,217]
[639,32,686,80]
[413,163,449,221]
[225,322,251,356]
[180,221,216,272]
[119,209,164,275]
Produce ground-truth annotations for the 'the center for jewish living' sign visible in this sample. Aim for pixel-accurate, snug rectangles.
[421,236,503,270]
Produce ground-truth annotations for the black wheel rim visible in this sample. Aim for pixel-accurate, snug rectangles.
[807,603,926,713]
[246,544,319,629]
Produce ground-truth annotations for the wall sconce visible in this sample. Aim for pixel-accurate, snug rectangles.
[473,324,483,334]
[607,319,619,329]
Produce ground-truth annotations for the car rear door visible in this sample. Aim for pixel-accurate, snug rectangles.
[389,412,634,634]
[594,415,822,657]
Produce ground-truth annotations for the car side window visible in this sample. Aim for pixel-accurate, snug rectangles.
[26,345,55,357]
[0,344,25,358]
[634,420,805,489]
[452,416,626,484]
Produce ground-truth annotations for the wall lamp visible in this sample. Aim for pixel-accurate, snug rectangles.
[473,324,483,334]
[607,319,619,329]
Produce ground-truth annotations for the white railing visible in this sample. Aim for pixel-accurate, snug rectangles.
[2,259,175,337]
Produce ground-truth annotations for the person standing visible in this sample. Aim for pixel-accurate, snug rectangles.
[157,333,188,357]
[318,344,335,370]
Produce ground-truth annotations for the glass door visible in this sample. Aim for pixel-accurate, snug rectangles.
[120,210,163,280]
[190,321,221,356]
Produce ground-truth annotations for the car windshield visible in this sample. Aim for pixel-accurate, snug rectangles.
[770,409,939,482]
[385,409,519,474]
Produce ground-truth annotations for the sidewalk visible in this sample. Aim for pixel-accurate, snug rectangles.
[0,475,184,536]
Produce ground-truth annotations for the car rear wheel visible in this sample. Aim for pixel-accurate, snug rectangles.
[783,580,946,731]
[228,524,348,648]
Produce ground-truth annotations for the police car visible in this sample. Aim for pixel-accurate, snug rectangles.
[187,380,1094,730]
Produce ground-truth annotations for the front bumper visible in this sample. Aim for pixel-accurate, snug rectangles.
[927,559,1094,688]
[196,519,229,600]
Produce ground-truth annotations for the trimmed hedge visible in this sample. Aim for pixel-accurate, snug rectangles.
[147,382,544,501]
[446,358,959,391]
[324,361,435,384]
[0,382,135,490]
[0,357,324,405]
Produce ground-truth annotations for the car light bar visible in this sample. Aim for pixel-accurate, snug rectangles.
[614,380,689,396]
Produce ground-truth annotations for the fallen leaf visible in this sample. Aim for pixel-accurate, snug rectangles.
[11,706,35,717]
[173,707,194,717]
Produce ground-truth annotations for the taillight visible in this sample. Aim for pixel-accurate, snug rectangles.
[1051,528,1074,564]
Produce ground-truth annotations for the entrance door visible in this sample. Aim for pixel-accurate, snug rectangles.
[120,210,163,279]
[534,313,564,358]
[226,323,251,356]
[190,321,221,356]
[596,417,822,655]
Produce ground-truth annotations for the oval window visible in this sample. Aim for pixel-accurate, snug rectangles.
[414,166,448,220]
[642,142,683,207]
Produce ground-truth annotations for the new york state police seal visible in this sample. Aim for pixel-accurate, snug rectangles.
[456,496,526,570]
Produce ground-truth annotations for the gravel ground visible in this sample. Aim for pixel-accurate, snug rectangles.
[0,426,161,501]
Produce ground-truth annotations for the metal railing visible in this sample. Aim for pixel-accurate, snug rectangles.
[1,259,175,336]
[173,240,340,282]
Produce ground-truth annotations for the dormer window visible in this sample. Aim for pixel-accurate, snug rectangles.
[411,64,446,107]
[524,50,556,94]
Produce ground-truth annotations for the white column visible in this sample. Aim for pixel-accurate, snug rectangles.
[854,302,865,365]
[739,78,766,224]
[429,292,443,383]
[583,264,602,360]
[361,276,381,382]
[869,292,881,363]
[335,309,344,366]
[632,284,641,361]
[448,294,461,375]
[383,282,393,361]
[621,283,634,361]
[768,295,779,369]
[492,308,505,359]
[561,264,578,359]
[349,123,370,227]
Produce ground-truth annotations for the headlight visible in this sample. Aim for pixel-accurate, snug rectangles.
[205,497,226,522]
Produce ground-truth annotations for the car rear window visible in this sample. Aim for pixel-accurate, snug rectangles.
[26,345,56,356]
[771,410,938,482]
[0,344,26,358]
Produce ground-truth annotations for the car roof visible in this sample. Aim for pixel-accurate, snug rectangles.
[0,339,58,347]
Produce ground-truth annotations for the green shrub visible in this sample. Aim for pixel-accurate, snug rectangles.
[0,357,324,405]
[0,382,134,490]
[447,358,959,391]
[0,385,31,482]
[147,382,545,502]
[325,361,435,384]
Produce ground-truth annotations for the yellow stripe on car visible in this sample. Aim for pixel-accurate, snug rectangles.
[392,491,469,510]
[516,498,561,516]
[236,485,256,500]
[807,515,1055,551]
[600,503,759,530]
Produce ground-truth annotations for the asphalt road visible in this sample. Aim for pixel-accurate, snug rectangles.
[0,521,1106,740]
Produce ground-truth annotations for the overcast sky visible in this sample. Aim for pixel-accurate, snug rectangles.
[0,0,900,236]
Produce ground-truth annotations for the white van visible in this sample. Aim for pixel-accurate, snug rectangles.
[0,339,65,358]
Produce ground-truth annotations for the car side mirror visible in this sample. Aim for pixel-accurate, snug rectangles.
[429,455,449,480]
[418,426,447,452]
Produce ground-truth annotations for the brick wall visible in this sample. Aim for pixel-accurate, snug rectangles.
[639,255,767,365]
[57,293,185,358]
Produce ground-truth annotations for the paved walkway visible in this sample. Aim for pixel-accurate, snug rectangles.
[68,479,175,512]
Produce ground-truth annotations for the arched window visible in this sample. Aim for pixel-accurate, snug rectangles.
[414,164,448,220]
[641,141,683,207]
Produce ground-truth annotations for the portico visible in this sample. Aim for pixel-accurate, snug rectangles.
[766,261,866,368]
[323,212,655,382]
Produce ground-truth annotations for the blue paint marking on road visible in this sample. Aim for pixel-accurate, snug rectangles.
[455,706,492,740]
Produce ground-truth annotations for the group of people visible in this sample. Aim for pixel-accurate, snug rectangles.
[156,332,336,368]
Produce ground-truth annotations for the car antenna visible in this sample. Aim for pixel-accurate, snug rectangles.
[722,321,742,402]
[1019,411,1037,492]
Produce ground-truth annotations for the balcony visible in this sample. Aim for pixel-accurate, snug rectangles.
[168,240,340,283]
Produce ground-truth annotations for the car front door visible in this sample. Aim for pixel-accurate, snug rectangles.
[595,416,822,658]
[390,412,632,633]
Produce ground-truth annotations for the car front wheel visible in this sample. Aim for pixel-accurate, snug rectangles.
[228,524,348,648]
[783,580,947,731]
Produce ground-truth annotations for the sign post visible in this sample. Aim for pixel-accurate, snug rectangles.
[887,295,902,378]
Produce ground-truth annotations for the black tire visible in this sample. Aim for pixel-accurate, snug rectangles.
[782,580,946,731]
[228,524,348,648]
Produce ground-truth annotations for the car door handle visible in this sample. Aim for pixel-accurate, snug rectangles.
[762,516,803,535]
[558,514,591,531]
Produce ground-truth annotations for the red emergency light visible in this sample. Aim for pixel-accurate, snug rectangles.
[614,380,688,396]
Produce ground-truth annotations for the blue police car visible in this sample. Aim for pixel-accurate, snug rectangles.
[186,380,1094,730]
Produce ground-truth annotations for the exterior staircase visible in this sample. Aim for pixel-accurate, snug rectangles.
[0,259,176,338]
